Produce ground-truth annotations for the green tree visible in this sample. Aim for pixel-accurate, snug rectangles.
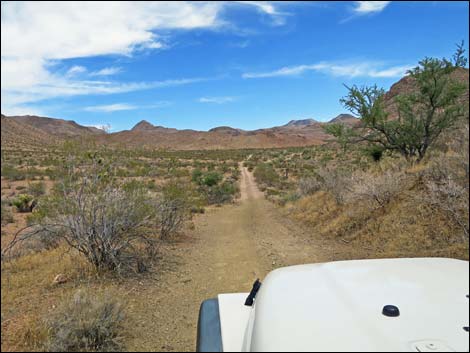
[323,123,355,153]
[334,44,468,162]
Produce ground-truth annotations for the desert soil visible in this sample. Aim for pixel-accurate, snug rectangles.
[125,166,336,351]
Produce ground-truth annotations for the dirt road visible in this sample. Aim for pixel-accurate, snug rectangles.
[126,166,328,351]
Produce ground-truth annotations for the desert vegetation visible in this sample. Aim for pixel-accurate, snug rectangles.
[1,141,246,351]
[45,290,125,352]
[248,46,469,259]
[1,45,468,352]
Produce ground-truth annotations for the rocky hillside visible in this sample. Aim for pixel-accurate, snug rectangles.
[5,115,105,138]
[382,67,469,118]
[1,115,61,151]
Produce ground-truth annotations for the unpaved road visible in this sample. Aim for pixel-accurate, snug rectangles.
[125,165,331,351]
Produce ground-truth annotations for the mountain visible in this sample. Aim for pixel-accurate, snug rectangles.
[6,115,106,138]
[283,119,319,127]
[208,126,243,136]
[1,115,60,151]
[131,120,157,131]
[3,69,468,151]
[329,114,358,125]
[131,120,178,133]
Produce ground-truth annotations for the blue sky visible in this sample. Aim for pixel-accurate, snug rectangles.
[1,1,468,132]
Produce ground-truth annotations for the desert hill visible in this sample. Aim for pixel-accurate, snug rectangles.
[1,115,61,151]
[6,115,105,138]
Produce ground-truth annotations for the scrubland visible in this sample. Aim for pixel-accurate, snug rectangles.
[250,124,469,260]
[2,122,468,351]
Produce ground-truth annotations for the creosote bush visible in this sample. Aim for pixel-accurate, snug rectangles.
[13,154,159,273]
[156,196,188,240]
[205,181,239,205]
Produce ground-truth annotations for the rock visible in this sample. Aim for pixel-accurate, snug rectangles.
[52,274,68,285]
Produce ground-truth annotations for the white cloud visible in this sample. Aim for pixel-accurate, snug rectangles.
[243,65,317,78]
[145,41,165,49]
[235,1,289,26]
[243,61,413,79]
[314,62,413,78]
[84,103,137,112]
[83,100,173,113]
[90,67,123,76]
[3,77,205,110]
[354,1,390,13]
[1,2,224,61]
[3,1,287,114]
[238,1,278,15]
[66,65,87,77]
[1,1,295,114]
[198,96,237,104]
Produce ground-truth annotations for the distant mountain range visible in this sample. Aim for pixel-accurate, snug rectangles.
[92,113,358,150]
[1,113,356,151]
[2,68,468,151]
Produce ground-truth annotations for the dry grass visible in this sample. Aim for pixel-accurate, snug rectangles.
[45,290,125,352]
[1,243,154,351]
[288,164,469,261]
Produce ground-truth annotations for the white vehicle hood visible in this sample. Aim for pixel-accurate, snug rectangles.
[219,258,469,352]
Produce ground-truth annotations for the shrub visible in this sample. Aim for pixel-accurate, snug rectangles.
[46,290,124,352]
[156,196,188,240]
[12,194,35,213]
[28,181,46,197]
[201,171,222,187]
[254,163,279,187]
[298,177,321,196]
[1,165,26,180]
[364,145,384,162]
[420,133,469,242]
[423,178,469,242]
[1,200,14,225]
[347,170,404,209]
[205,181,238,205]
[191,168,203,183]
[13,155,158,273]
[315,167,352,205]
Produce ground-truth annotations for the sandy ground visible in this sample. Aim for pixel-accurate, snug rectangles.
[125,166,332,351]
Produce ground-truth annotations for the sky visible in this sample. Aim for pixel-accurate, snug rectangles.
[1,1,469,132]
